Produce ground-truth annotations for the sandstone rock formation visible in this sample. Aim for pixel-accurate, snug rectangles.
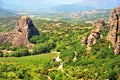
[108,7,120,55]
[82,19,105,54]
[0,16,39,49]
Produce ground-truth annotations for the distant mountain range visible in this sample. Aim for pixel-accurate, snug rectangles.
[0,6,111,23]
[28,4,118,13]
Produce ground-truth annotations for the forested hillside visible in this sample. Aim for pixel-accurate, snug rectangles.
[0,15,120,79]
[0,0,120,79]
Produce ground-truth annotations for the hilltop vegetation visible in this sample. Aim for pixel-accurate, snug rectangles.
[0,17,120,79]
[0,17,18,33]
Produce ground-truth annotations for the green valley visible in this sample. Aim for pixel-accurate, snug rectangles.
[0,1,120,79]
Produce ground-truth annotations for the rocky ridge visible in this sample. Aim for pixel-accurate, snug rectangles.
[82,19,105,54]
[82,6,120,55]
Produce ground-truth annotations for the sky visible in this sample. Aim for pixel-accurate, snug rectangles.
[0,0,120,10]
[0,0,82,9]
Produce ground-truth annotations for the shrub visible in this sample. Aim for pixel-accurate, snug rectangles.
[10,46,18,51]
[106,70,117,80]
[0,51,3,57]
[16,69,30,79]
[101,28,109,37]
[3,53,9,57]
[30,33,48,44]
[9,48,29,57]
[0,42,12,50]
[31,41,56,55]
[60,48,74,61]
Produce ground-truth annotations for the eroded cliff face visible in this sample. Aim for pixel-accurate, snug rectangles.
[108,7,120,55]
[0,16,39,49]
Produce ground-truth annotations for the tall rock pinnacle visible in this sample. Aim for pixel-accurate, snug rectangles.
[0,16,39,49]
[108,6,120,55]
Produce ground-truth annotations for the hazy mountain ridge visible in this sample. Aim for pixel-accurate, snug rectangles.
[0,2,114,21]
[50,4,95,12]
[0,8,17,18]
